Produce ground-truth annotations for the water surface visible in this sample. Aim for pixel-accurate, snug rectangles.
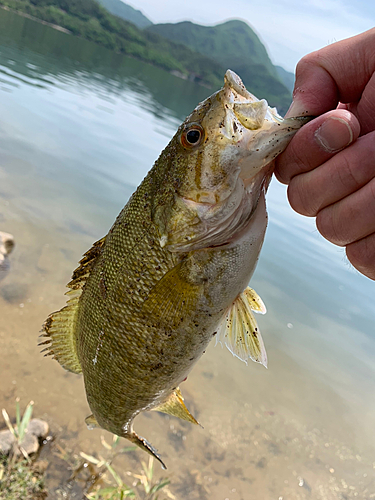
[0,8,374,499]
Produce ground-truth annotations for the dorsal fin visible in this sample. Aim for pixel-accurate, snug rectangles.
[68,236,106,290]
[216,286,268,367]
[39,236,106,373]
[152,387,200,426]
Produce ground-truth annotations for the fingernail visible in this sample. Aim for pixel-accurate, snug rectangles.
[315,117,354,153]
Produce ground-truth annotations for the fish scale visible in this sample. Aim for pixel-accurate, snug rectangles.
[41,70,310,468]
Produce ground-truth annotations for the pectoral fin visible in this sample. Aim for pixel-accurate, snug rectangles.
[141,261,201,329]
[216,286,267,367]
[243,287,267,314]
[152,388,200,426]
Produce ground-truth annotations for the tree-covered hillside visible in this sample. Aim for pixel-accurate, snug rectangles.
[147,20,292,112]
[96,0,152,28]
[275,65,295,93]
[0,0,223,87]
[0,0,294,111]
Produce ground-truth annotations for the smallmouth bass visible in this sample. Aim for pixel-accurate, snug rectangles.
[41,71,309,468]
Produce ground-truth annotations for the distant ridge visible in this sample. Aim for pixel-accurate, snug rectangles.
[275,65,295,93]
[0,0,225,87]
[96,0,152,28]
[147,20,292,112]
[0,0,294,110]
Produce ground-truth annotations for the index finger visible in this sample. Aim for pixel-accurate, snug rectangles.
[287,28,375,117]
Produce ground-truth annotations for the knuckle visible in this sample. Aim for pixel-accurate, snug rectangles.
[274,158,290,184]
[336,153,361,192]
[274,136,306,185]
[295,52,320,79]
[340,135,375,188]
[316,207,346,246]
[288,176,318,216]
[346,236,375,280]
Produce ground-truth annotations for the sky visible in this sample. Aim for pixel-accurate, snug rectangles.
[126,0,375,72]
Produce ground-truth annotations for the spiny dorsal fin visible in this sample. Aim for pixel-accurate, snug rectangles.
[68,236,106,290]
[141,260,201,329]
[216,286,267,367]
[152,387,200,426]
[40,236,106,373]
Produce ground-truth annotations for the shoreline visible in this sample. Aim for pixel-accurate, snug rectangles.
[0,6,211,88]
[1,5,71,35]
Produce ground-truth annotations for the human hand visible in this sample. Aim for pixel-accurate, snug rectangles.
[275,28,375,280]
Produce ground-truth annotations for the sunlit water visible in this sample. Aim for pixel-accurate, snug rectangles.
[0,8,374,499]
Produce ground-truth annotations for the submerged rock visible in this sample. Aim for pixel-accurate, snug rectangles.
[0,418,49,456]
[0,231,15,283]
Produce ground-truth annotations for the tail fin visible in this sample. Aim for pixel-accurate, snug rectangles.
[126,428,167,470]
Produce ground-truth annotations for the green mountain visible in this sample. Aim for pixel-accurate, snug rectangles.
[147,20,292,112]
[96,0,152,28]
[275,65,295,93]
[0,0,224,87]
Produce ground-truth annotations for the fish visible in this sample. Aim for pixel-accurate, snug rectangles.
[41,70,309,469]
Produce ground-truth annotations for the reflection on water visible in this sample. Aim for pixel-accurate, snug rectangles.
[0,8,374,499]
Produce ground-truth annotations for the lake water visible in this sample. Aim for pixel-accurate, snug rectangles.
[0,8,374,500]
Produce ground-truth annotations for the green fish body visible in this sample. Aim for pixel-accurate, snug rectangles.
[42,71,309,468]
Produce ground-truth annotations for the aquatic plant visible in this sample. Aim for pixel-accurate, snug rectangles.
[81,435,172,499]
[1,399,34,459]
[0,400,47,500]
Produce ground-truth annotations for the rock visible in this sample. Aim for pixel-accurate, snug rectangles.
[0,231,14,283]
[0,232,14,256]
[19,433,39,456]
[0,253,10,282]
[27,419,49,439]
[0,418,49,456]
[0,429,14,455]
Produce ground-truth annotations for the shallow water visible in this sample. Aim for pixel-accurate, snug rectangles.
[0,8,375,499]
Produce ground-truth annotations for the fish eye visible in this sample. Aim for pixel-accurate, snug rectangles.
[181,124,204,148]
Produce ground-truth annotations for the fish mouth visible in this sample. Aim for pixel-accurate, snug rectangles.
[218,70,313,178]
[224,69,258,101]
[224,69,312,133]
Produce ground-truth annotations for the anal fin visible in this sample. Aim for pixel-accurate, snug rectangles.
[216,286,267,367]
[152,387,201,426]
